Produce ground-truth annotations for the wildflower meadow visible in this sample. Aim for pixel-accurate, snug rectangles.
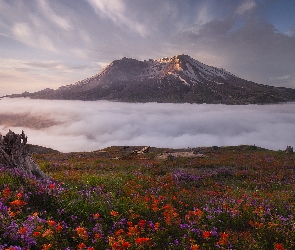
[0,145,294,249]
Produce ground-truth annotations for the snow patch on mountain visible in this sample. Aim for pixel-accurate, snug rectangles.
[178,76,190,86]
[184,63,199,81]
[144,59,170,77]
[184,56,232,80]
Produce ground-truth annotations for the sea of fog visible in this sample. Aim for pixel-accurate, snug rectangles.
[0,98,294,152]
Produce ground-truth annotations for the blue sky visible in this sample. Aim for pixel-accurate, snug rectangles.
[1,0,295,96]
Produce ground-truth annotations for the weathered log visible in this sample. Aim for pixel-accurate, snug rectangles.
[285,146,294,154]
[0,130,49,179]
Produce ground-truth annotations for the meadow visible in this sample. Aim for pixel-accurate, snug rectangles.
[0,145,294,249]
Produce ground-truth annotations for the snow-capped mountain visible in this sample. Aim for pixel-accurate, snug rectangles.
[10,54,295,104]
[74,54,234,88]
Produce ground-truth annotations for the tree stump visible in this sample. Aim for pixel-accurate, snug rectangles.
[0,130,49,179]
[285,146,294,154]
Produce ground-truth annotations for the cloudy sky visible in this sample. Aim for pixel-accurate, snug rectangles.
[1,0,295,96]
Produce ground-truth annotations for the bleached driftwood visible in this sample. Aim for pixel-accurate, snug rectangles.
[133,146,150,155]
[0,130,49,179]
[156,151,206,160]
[286,146,293,154]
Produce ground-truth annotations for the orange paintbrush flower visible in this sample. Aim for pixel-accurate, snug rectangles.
[56,222,63,232]
[42,229,54,239]
[18,227,27,235]
[110,210,119,216]
[135,237,151,244]
[191,244,200,250]
[202,231,212,239]
[274,243,285,250]
[76,226,88,240]
[93,213,100,219]
[9,199,27,207]
[47,220,57,227]
[2,187,11,198]
[122,241,132,249]
[77,243,86,249]
[42,244,52,250]
[33,231,41,237]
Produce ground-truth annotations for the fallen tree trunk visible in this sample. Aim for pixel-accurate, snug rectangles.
[0,130,49,179]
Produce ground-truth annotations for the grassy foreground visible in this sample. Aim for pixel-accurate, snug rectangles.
[0,145,294,249]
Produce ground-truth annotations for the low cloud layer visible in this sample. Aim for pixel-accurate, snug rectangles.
[0,98,294,152]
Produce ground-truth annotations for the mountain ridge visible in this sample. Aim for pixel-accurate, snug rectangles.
[8,54,295,104]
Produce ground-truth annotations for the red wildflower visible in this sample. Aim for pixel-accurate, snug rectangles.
[202,231,212,238]
[185,208,203,221]
[191,244,200,250]
[220,232,228,238]
[32,231,41,237]
[193,208,203,217]
[110,210,119,216]
[154,222,160,230]
[151,198,160,211]
[76,226,88,240]
[94,233,101,240]
[122,241,132,249]
[56,222,63,232]
[151,202,159,211]
[2,187,12,198]
[77,243,86,249]
[111,242,121,250]
[32,212,38,217]
[115,229,124,236]
[18,227,27,235]
[4,247,18,250]
[93,213,100,219]
[42,229,54,239]
[163,204,171,210]
[42,244,52,250]
[8,209,17,217]
[9,199,27,207]
[135,237,151,244]
[127,226,139,236]
[274,243,285,250]
[47,220,56,227]
[138,219,146,228]
[217,232,229,245]
[16,192,23,199]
